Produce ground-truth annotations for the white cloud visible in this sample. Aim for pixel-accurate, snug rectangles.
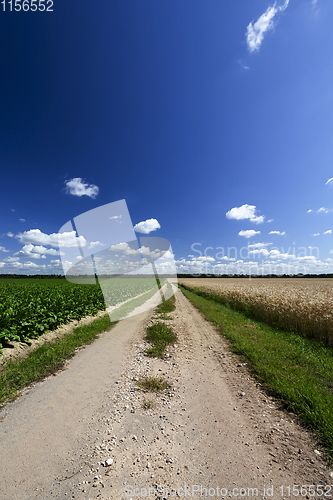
[134,218,161,234]
[269,249,295,260]
[14,244,60,259]
[325,177,333,185]
[249,248,270,257]
[16,229,86,248]
[248,242,272,249]
[269,230,286,235]
[0,246,9,253]
[307,209,313,213]
[246,0,290,53]
[173,248,333,276]
[324,230,332,234]
[4,256,19,263]
[312,233,320,236]
[32,245,59,255]
[238,230,261,239]
[88,241,105,250]
[65,177,99,199]
[317,207,330,213]
[6,232,14,237]
[239,60,250,70]
[226,204,264,224]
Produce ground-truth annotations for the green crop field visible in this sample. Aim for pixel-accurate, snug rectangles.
[0,276,159,352]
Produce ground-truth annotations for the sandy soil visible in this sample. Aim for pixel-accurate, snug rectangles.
[0,288,330,500]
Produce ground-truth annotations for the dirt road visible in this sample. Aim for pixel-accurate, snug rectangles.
[0,289,329,499]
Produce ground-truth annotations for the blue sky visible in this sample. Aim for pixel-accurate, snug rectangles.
[1,0,333,275]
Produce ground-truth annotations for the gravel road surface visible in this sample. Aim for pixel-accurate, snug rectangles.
[0,289,329,499]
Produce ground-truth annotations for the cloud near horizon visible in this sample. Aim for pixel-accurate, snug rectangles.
[246,0,290,53]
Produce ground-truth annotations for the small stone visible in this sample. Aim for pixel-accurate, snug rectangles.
[314,450,321,456]
[329,472,333,478]
[298,449,302,454]
[133,435,137,440]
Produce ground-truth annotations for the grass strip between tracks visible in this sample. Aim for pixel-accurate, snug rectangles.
[0,314,114,408]
[144,294,177,358]
[180,284,333,461]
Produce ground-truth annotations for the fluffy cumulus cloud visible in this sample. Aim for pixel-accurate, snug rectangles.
[238,230,261,239]
[247,242,272,249]
[226,204,264,224]
[269,230,286,235]
[248,248,270,257]
[64,177,99,199]
[0,246,9,253]
[134,218,161,234]
[88,241,105,250]
[14,244,60,259]
[16,229,86,248]
[324,230,332,235]
[246,0,290,53]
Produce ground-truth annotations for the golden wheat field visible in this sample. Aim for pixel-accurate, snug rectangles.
[179,278,333,345]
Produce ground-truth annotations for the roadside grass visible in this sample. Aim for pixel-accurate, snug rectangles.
[136,376,172,392]
[145,321,177,358]
[180,285,333,460]
[0,314,114,408]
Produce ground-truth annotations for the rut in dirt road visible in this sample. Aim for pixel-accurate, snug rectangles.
[0,288,328,499]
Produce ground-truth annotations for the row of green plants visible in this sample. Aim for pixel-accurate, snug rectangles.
[0,278,158,351]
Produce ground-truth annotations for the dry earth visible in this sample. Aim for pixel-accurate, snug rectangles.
[0,288,330,500]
